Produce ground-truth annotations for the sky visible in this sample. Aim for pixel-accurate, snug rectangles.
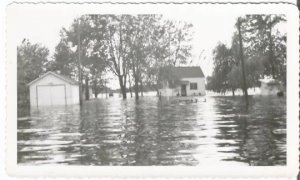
[14,9,239,89]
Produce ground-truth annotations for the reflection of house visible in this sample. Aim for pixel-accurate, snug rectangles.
[28,71,79,107]
[259,78,283,96]
[159,66,206,96]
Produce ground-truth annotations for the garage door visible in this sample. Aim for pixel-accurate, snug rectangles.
[37,85,66,106]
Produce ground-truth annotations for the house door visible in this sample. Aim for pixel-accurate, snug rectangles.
[181,84,187,96]
[37,85,66,106]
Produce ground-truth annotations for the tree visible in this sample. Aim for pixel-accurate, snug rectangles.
[157,65,181,89]
[99,15,132,99]
[227,58,264,96]
[56,15,194,100]
[125,15,160,100]
[47,38,77,77]
[210,43,235,93]
[60,16,91,103]
[209,15,285,100]
[244,56,264,88]
[87,54,107,98]
[17,39,49,107]
[144,18,171,94]
[140,18,193,96]
[241,15,286,80]
[227,65,241,96]
[165,20,193,66]
[60,15,108,101]
[237,17,249,105]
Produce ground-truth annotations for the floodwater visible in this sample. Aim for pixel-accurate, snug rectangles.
[17,96,286,166]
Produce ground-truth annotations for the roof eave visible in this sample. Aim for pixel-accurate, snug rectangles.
[27,71,52,86]
[27,71,78,86]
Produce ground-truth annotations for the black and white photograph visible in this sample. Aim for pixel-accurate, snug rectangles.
[5,1,299,178]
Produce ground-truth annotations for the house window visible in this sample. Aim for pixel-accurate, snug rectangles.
[190,83,197,90]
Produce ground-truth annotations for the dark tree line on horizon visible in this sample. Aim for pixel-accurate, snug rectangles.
[206,15,286,97]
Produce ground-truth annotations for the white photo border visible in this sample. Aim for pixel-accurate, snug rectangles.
[5,1,299,178]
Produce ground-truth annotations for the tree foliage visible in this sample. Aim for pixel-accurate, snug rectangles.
[17,39,49,106]
[207,15,286,95]
[54,14,194,99]
[47,39,77,76]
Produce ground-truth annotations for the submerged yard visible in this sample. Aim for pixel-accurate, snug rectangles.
[17,95,286,166]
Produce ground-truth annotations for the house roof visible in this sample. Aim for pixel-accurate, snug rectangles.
[173,66,205,79]
[27,71,79,86]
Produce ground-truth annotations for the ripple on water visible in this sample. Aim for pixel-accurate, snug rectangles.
[17,96,286,166]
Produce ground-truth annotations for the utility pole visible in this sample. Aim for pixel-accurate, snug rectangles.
[268,26,276,79]
[237,18,249,106]
[77,18,83,106]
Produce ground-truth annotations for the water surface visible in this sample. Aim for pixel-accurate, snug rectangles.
[17,96,286,166]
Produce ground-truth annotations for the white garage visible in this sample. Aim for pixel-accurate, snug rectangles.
[28,71,80,107]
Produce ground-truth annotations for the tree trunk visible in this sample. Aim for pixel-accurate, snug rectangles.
[129,87,133,98]
[93,79,98,98]
[237,18,249,106]
[118,75,127,99]
[232,89,235,97]
[140,80,143,97]
[105,80,108,99]
[134,75,139,100]
[128,74,132,97]
[120,84,126,99]
[85,76,89,101]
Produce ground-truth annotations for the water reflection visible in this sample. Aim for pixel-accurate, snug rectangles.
[17,96,286,166]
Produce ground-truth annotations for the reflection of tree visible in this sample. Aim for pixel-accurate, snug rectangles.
[112,97,201,166]
[213,96,286,166]
[19,96,286,166]
[155,98,200,165]
[78,100,136,165]
[130,99,157,165]
[242,97,286,166]
[78,101,103,165]
[211,97,249,164]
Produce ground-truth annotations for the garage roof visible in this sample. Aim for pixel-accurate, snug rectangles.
[27,71,79,86]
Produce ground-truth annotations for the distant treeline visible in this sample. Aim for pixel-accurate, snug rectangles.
[206,15,286,96]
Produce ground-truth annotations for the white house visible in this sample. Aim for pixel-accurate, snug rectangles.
[28,71,80,107]
[159,66,206,96]
[259,78,284,96]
